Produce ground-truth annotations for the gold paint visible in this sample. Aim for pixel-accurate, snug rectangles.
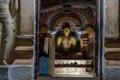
[56,27,77,49]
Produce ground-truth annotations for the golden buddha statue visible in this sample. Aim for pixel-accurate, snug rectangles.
[55,22,81,57]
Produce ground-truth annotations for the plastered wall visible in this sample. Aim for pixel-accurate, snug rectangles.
[20,0,34,35]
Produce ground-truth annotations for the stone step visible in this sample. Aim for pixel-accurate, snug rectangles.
[105,60,120,66]
[38,77,98,80]
[105,47,120,60]
[16,35,34,46]
[105,39,120,48]
[105,52,120,60]
[105,48,120,52]
[8,65,32,80]
[12,59,33,65]
[14,46,33,59]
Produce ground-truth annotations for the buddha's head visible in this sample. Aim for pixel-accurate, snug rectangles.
[62,22,71,36]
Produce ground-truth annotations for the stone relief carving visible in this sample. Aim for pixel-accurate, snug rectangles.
[0,0,19,65]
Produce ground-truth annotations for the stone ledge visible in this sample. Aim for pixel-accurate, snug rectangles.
[105,39,120,48]
[15,46,33,51]
[12,59,33,65]
[0,66,120,80]
[105,60,120,66]
[8,65,32,80]
[16,35,34,46]
[105,52,120,60]
[105,48,120,52]
[14,46,33,59]
[105,67,120,80]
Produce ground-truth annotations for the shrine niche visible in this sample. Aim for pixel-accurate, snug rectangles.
[34,0,104,80]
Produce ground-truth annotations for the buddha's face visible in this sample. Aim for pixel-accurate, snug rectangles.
[63,28,70,36]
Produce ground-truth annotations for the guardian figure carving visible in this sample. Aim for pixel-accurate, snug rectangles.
[0,0,19,64]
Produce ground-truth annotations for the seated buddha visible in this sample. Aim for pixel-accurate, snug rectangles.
[55,22,82,57]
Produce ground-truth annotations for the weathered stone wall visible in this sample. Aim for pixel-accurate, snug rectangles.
[105,0,119,38]
[105,0,120,67]
[20,0,34,35]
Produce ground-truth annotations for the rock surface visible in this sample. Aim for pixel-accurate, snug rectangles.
[8,65,32,80]
[0,66,120,80]
[105,67,120,80]
[0,66,8,80]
